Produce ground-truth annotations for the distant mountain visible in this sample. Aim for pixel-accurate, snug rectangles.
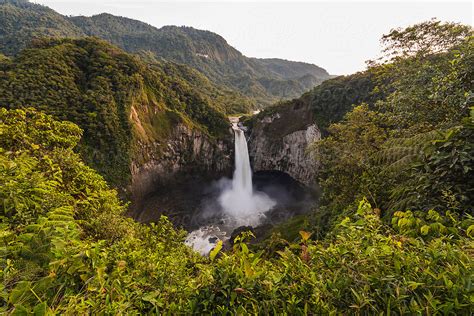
[70,16,330,104]
[255,58,328,83]
[0,0,331,107]
[0,0,85,55]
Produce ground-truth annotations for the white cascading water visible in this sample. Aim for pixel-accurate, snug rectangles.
[232,127,253,196]
[185,121,275,255]
[219,123,276,226]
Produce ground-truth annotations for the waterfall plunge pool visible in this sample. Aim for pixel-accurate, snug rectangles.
[133,123,316,256]
[186,123,275,255]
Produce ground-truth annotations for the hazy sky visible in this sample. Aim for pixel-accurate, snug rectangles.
[33,0,472,75]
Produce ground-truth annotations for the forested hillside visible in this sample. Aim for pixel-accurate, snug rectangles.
[68,15,330,103]
[314,21,473,224]
[250,70,377,136]
[0,0,84,55]
[0,0,330,107]
[0,37,232,186]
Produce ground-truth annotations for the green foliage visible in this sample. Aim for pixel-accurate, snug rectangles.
[71,16,330,105]
[313,21,473,229]
[251,69,379,136]
[0,107,128,236]
[0,108,205,314]
[192,200,473,314]
[0,37,231,186]
[392,209,473,240]
[0,0,84,55]
[267,214,313,242]
[374,26,473,132]
[308,71,379,133]
[386,112,474,212]
[379,19,473,61]
[1,108,473,314]
[1,17,473,315]
[0,37,137,185]
[314,104,388,213]
[159,61,255,115]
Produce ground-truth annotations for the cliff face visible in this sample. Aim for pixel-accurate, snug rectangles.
[246,71,379,186]
[128,105,234,213]
[0,37,235,210]
[247,101,320,186]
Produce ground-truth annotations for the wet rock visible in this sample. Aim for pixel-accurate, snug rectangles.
[208,237,218,244]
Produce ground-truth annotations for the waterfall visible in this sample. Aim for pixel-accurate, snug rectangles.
[232,124,253,195]
[185,121,276,255]
[219,123,276,226]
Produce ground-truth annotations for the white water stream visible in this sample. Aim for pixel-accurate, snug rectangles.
[219,123,275,226]
[185,122,275,255]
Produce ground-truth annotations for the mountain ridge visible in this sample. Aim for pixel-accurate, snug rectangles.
[0,0,330,107]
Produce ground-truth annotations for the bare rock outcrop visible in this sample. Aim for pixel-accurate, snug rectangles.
[247,101,320,186]
[128,105,233,214]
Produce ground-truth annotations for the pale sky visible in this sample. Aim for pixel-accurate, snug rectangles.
[32,0,473,75]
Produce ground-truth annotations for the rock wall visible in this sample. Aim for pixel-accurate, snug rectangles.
[128,107,234,213]
[247,101,320,186]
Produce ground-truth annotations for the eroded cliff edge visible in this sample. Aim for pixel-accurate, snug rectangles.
[246,100,321,186]
[128,104,234,217]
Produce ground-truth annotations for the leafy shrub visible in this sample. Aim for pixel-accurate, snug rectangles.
[192,199,473,314]
[0,108,204,314]
[313,22,473,228]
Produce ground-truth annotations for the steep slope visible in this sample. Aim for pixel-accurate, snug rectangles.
[255,58,329,95]
[70,15,331,104]
[151,56,256,115]
[0,0,331,107]
[70,14,259,77]
[256,58,328,79]
[0,0,85,55]
[247,100,321,185]
[292,71,378,133]
[0,38,233,201]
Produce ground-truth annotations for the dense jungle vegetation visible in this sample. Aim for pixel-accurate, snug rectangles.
[0,37,234,186]
[1,108,472,314]
[0,11,473,316]
[312,20,474,233]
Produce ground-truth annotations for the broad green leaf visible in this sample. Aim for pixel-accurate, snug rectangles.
[209,240,223,261]
[467,225,474,238]
[33,302,47,316]
[420,225,430,235]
